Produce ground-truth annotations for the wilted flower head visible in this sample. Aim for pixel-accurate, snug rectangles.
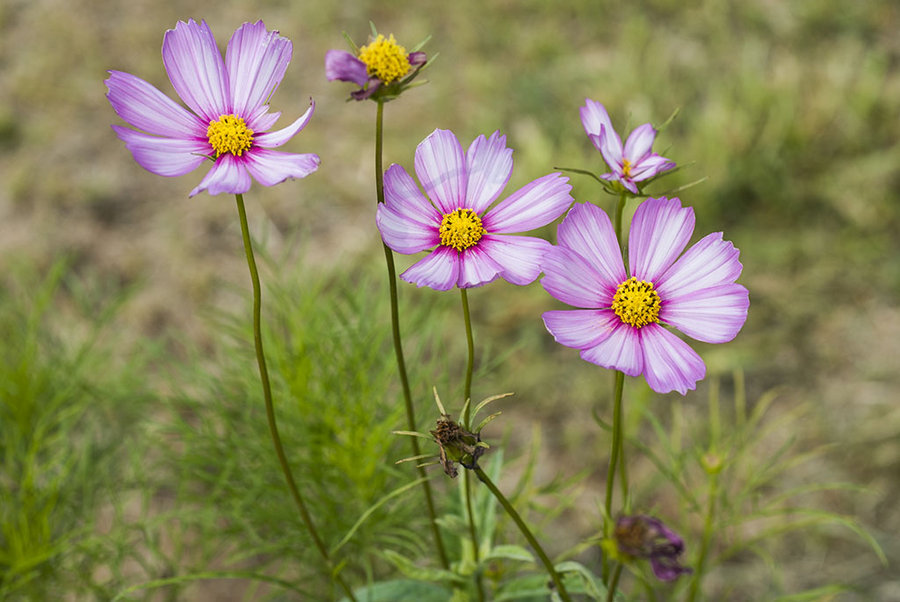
[581,99,675,195]
[430,415,485,478]
[614,515,692,582]
[106,19,319,197]
[377,129,573,290]
[325,31,427,101]
[541,198,749,394]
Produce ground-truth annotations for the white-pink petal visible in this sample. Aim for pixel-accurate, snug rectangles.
[112,126,210,177]
[242,148,319,188]
[162,19,228,122]
[105,71,207,139]
[481,173,572,233]
[541,246,616,309]
[376,204,440,254]
[464,131,513,214]
[639,324,706,395]
[383,164,443,224]
[457,245,503,288]
[580,99,614,149]
[629,197,695,282]
[189,154,252,197]
[580,322,643,377]
[661,283,749,344]
[623,123,657,162]
[253,100,314,148]
[414,129,467,214]
[630,154,675,181]
[556,203,627,289]
[226,21,292,118]
[478,235,550,286]
[401,246,460,291]
[656,232,743,298]
[598,124,624,169]
[543,309,619,351]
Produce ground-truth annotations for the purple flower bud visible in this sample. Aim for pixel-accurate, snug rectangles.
[614,514,692,582]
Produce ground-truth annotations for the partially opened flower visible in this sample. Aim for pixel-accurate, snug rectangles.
[541,198,749,394]
[376,129,574,291]
[614,515,692,582]
[581,98,675,194]
[106,19,319,197]
[326,32,427,101]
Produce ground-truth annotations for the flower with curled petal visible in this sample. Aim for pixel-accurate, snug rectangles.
[325,32,427,101]
[106,19,319,197]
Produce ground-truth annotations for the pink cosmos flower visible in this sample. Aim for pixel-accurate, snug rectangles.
[376,129,574,291]
[106,19,319,197]
[541,198,749,395]
[581,99,675,194]
[325,33,427,100]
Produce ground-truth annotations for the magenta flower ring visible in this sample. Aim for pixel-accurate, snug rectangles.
[541,198,749,395]
[106,19,320,197]
[376,129,574,291]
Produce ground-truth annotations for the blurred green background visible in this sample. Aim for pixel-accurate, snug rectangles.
[1,0,898,599]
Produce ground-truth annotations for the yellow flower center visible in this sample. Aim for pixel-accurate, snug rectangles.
[622,158,633,178]
[207,114,254,158]
[358,34,411,84]
[612,277,661,328]
[439,208,486,252]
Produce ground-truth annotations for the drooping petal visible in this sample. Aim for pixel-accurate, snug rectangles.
[623,123,657,162]
[661,283,749,343]
[580,322,643,377]
[639,324,706,395]
[555,203,627,289]
[630,154,676,182]
[245,106,281,133]
[112,126,209,177]
[481,173,572,233]
[629,197,694,282]
[541,246,616,308]
[414,129,467,214]
[464,131,513,214]
[242,148,319,188]
[162,19,228,122]
[655,232,743,298]
[376,187,440,254]
[325,50,369,86]
[189,153,252,197]
[105,71,207,139]
[253,100,314,148]
[543,309,620,351]
[226,21,292,118]
[456,245,502,288]
[580,99,614,150]
[401,246,460,291]
[477,235,550,286]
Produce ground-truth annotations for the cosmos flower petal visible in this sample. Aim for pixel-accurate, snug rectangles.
[629,154,676,181]
[376,204,440,254]
[253,100,315,148]
[242,149,320,188]
[661,284,749,343]
[629,197,695,282]
[556,203,627,287]
[481,173,573,233]
[478,235,550,286]
[465,131,513,214]
[226,20,292,117]
[624,123,657,161]
[598,124,624,168]
[105,71,207,138]
[656,232,743,297]
[580,99,614,148]
[415,129,467,214]
[401,246,460,291]
[639,324,706,394]
[543,309,619,350]
[383,164,443,223]
[580,322,643,377]
[111,126,209,177]
[189,154,252,197]
[457,245,503,288]
[541,246,616,308]
[325,50,369,86]
[162,19,229,122]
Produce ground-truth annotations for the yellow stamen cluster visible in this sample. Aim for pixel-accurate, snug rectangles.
[207,114,254,158]
[439,208,486,252]
[622,158,634,179]
[612,277,661,328]
[358,34,411,84]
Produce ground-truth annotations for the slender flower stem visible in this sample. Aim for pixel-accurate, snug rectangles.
[601,370,625,584]
[233,194,357,602]
[374,100,449,570]
[473,466,572,602]
[687,468,719,602]
[606,563,623,602]
[613,192,627,258]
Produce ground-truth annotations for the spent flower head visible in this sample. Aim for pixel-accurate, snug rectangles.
[325,27,429,101]
[541,198,749,395]
[613,514,692,582]
[106,19,319,197]
[377,129,573,290]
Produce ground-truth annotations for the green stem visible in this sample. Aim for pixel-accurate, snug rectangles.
[234,194,357,602]
[687,469,719,602]
[374,100,449,570]
[473,466,572,602]
[606,563,623,602]
[601,370,625,584]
